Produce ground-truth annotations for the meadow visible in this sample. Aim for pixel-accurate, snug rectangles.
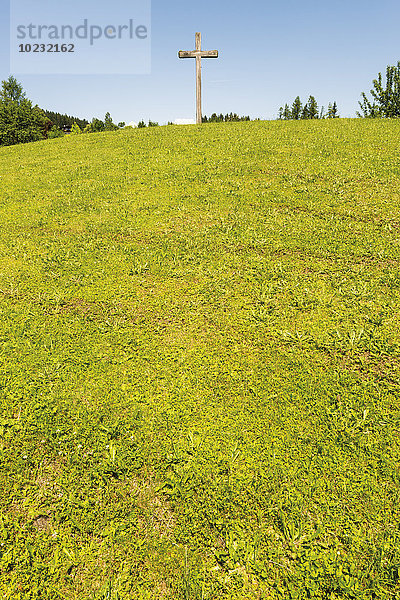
[0,118,399,599]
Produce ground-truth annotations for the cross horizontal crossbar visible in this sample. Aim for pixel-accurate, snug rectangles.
[178,50,218,59]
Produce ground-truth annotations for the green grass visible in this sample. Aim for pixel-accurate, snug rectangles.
[0,119,400,599]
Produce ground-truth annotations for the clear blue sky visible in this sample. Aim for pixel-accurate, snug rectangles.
[1,0,400,124]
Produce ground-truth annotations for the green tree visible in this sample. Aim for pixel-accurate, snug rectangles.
[291,96,302,120]
[104,112,118,131]
[0,75,26,104]
[0,76,50,146]
[306,95,319,119]
[118,122,125,128]
[327,101,339,118]
[358,62,400,118]
[70,122,82,135]
[48,125,64,139]
[91,118,105,132]
[137,120,146,128]
[301,103,310,120]
[282,104,291,120]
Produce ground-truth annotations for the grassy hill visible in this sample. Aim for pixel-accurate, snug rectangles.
[0,120,399,599]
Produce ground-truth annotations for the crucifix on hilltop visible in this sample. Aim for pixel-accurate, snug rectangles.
[178,33,218,125]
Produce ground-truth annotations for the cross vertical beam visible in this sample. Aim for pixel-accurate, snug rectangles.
[179,33,219,125]
[196,32,202,126]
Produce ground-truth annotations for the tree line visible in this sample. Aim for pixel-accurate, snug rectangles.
[0,76,128,145]
[63,114,126,136]
[48,112,127,136]
[278,61,400,120]
[202,113,251,123]
[44,110,89,131]
[2,62,400,147]
[278,96,339,120]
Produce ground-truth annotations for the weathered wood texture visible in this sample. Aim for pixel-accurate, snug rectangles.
[178,32,219,125]
[178,50,218,59]
[196,33,202,126]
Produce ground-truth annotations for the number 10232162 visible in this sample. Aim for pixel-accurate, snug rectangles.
[18,43,75,53]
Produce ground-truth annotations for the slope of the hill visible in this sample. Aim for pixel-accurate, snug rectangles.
[0,120,399,599]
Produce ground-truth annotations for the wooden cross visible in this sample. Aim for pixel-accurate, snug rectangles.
[178,32,218,125]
